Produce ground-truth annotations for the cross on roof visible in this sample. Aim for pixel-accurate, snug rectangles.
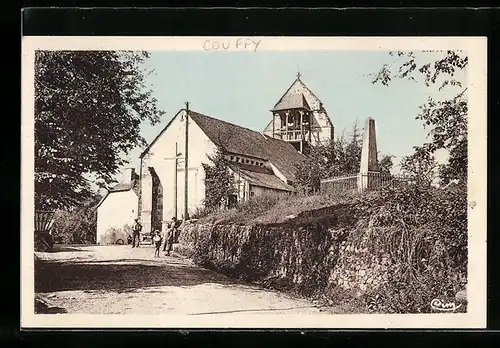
[297,70,302,80]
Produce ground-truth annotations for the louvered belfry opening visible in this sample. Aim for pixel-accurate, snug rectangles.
[268,73,329,155]
[271,103,312,154]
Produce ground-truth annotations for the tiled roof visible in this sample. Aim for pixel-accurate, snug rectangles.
[231,162,275,175]
[109,182,134,193]
[230,165,296,192]
[189,111,307,181]
[271,93,311,112]
[272,77,323,112]
[96,179,139,209]
[108,171,140,193]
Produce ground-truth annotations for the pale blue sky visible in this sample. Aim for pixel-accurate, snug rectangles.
[115,50,465,182]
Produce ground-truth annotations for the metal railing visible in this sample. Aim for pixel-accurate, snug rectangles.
[320,172,412,194]
[320,174,358,195]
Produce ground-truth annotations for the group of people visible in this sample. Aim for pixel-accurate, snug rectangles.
[130,217,182,258]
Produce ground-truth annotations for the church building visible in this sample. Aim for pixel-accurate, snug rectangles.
[97,73,335,238]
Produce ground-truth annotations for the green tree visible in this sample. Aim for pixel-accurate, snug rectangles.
[295,122,394,193]
[364,50,468,312]
[35,50,164,210]
[400,149,439,186]
[52,193,102,244]
[371,50,468,184]
[343,120,363,174]
[439,137,467,185]
[378,154,394,175]
[202,147,237,211]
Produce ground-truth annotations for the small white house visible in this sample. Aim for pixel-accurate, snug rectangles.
[96,168,140,245]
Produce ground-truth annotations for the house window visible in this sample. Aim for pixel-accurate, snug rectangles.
[231,156,234,160]
[251,160,254,165]
[246,159,249,163]
[250,192,255,197]
[236,157,240,162]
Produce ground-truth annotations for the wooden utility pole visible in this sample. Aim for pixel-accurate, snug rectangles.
[184,102,189,220]
[138,156,143,220]
[173,142,178,219]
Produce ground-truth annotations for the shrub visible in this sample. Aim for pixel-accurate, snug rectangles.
[99,225,133,245]
[52,208,97,244]
[197,192,284,224]
[349,182,468,313]
[202,147,236,211]
[197,191,364,226]
[190,206,216,220]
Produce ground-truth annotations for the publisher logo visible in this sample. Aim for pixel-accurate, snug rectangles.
[430,298,462,312]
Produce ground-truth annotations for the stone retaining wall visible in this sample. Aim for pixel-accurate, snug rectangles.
[176,208,390,299]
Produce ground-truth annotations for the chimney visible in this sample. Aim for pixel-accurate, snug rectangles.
[123,167,136,184]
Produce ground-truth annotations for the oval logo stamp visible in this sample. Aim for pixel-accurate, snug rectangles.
[430,298,463,312]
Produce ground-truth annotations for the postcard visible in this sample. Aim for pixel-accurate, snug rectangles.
[21,36,487,328]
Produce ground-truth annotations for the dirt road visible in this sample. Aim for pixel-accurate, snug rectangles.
[35,245,329,315]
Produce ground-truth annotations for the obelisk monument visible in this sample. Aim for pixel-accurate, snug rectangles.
[358,117,379,191]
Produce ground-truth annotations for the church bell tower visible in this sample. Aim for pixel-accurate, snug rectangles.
[265,72,334,154]
[269,72,313,154]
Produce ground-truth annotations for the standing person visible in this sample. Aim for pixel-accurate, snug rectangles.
[162,223,171,253]
[153,230,162,257]
[163,223,174,256]
[171,216,182,243]
[131,218,142,248]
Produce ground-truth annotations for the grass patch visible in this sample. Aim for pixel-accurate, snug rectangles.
[195,190,374,226]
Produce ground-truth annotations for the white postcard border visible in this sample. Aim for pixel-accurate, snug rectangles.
[21,36,487,329]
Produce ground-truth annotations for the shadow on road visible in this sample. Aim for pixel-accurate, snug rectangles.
[35,299,68,314]
[35,258,234,293]
[48,245,92,253]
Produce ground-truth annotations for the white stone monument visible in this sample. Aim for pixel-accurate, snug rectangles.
[358,117,379,191]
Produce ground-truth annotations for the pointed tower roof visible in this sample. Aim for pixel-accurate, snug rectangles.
[271,93,311,112]
[271,73,323,112]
